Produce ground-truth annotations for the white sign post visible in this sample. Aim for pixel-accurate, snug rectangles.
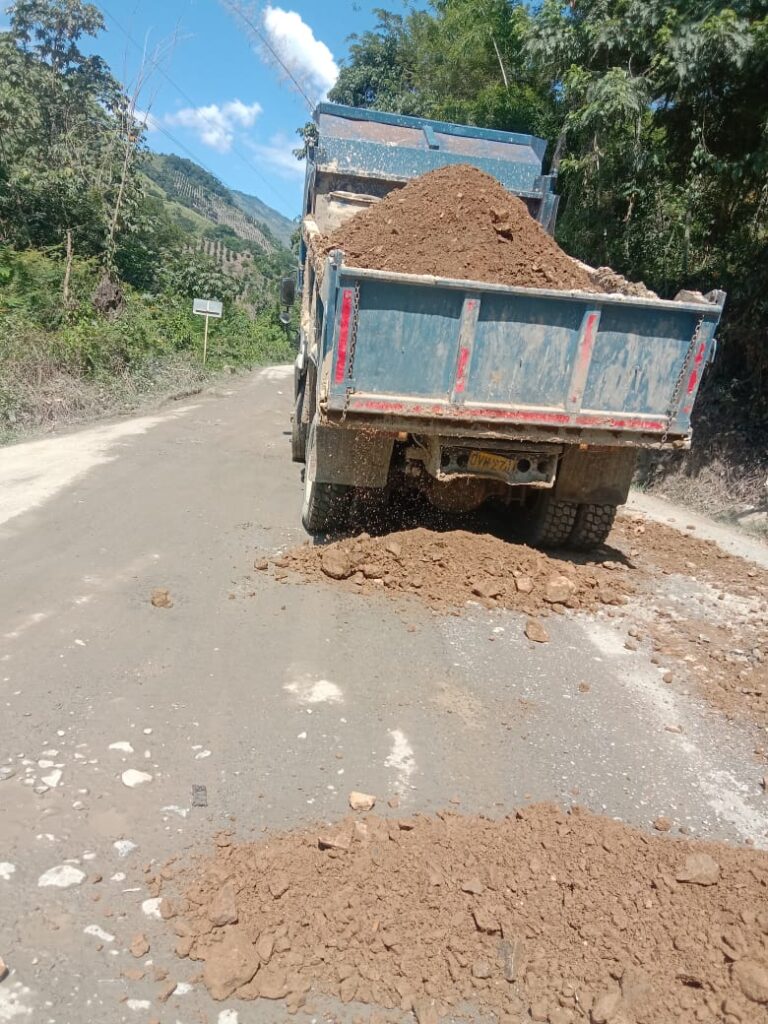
[192,298,223,365]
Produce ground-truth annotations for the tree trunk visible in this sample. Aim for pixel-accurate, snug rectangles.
[62,229,73,304]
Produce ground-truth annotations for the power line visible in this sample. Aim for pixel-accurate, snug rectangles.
[219,0,315,113]
[100,2,297,211]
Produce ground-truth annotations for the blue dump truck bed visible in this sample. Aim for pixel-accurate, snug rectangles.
[292,103,725,546]
[319,258,724,446]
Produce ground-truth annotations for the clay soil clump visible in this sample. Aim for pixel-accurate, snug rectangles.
[155,805,768,1022]
[319,164,594,292]
[276,527,634,615]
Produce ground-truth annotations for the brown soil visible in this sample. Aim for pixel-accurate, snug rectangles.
[154,804,768,1022]
[270,515,768,729]
[274,527,634,615]
[318,164,594,292]
[612,514,768,727]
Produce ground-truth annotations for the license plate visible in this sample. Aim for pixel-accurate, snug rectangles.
[467,450,513,475]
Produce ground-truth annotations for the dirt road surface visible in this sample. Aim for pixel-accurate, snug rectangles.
[1,367,768,1023]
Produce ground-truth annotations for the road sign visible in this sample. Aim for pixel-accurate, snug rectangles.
[193,298,223,318]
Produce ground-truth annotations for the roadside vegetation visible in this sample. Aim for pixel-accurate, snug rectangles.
[0,0,295,441]
[326,0,768,522]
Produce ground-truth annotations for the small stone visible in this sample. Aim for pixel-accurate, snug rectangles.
[348,791,376,812]
[321,550,354,580]
[318,833,351,852]
[157,980,177,1003]
[665,724,683,734]
[461,878,485,895]
[515,576,534,594]
[268,874,290,899]
[591,988,621,1022]
[122,769,153,788]
[676,852,720,886]
[256,933,274,964]
[384,540,402,557]
[543,575,575,604]
[207,881,238,926]
[653,816,672,832]
[0,956,7,982]
[37,865,85,888]
[150,588,173,608]
[472,907,500,934]
[624,639,639,651]
[203,931,260,1001]
[471,580,503,600]
[121,968,145,982]
[471,959,492,979]
[733,959,768,1004]
[388,796,400,809]
[130,934,150,958]
[525,618,549,644]
[529,1002,548,1022]
[662,671,674,684]
[254,559,269,571]
[578,682,591,693]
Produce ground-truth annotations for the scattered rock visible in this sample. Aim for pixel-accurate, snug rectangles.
[150,588,173,608]
[349,791,376,812]
[37,865,85,888]
[321,550,354,580]
[544,576,575,604]
[461,878,485,895]
[203,930,260,1001]
[733,959,768,1004]
[653,817,672,832]
[388,795,400,809]
[525,618,550,644]
[412,996,439,1024]
[157,980,177,1003]
[268,874,290,899]
[472,579,503,600]
[254,559,269,571]
[515,576,534,594]
[578,682,591,694]
[318,833,351,852]
[130,934,150,958]
[122,769,153,788]
[472,907,500,934]
[0,955,7,982]
[207,881,238,926]
[676,852,720,886]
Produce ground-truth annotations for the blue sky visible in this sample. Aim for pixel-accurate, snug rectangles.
[74,1,410,218]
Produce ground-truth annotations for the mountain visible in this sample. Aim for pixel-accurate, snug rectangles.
[231,190,296,248]
[143,153,294,255]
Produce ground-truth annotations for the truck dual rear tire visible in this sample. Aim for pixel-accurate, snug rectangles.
[301,421,352,533]
[523,493,578,547]
[568,503,617,550]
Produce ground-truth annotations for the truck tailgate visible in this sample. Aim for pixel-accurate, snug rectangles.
[323,263,724,441]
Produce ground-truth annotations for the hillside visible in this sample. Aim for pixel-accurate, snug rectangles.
[231,189,296,247]
[143,153,292,257]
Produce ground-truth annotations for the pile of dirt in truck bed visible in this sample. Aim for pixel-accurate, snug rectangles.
[153,804,768,1022]
[270,527,634,616]
[318,164,594,292]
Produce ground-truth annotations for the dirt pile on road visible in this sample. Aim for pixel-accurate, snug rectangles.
[319,164,594,292]
[274,527,634,615]
[155,804,768,1022]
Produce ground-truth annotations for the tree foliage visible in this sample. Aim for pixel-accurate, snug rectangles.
[330,0,768,419]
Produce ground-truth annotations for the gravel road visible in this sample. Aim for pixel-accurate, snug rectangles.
[1,366,767,1023]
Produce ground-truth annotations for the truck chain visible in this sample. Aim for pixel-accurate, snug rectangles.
[341,281,361,422]
[661,312,704,445]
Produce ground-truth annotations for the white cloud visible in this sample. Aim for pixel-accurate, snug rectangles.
[246,132,305,180]
[165,99,262,153]
[262,6,338,100]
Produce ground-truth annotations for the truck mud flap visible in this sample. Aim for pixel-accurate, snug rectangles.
[554,447,637,506]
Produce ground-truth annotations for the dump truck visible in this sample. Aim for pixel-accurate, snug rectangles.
[288,102,725,550]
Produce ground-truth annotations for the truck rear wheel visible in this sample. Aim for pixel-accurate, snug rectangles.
[522,492,578,548]
[567,503,617,550]
[301,421,351,533]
